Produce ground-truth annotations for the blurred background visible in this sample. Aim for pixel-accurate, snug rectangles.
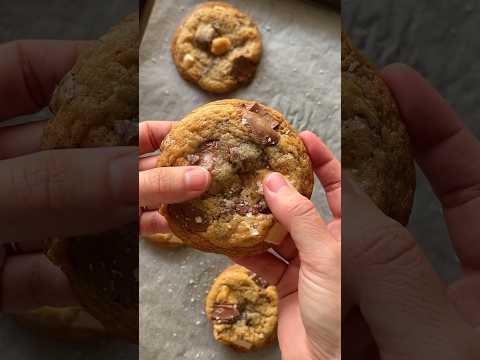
[343,0,480,282]
[0,1,138,359]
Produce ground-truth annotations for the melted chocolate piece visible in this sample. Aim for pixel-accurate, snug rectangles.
[234,200,269,216]
[241,104,280,146]
[169,204,209,232]
[230,56,256,83]
[212,304,241,324]
[249,271,269,288]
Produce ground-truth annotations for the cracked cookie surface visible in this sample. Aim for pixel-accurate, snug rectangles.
[157,99,313,256]
[171,2,262,93]
[206,264,278,352]
[342,31,415,224]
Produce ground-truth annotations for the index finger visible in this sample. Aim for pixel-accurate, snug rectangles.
[382,63,480,269]
[0,40,94,120]
[139,121,174,155]
[299,131,341,218]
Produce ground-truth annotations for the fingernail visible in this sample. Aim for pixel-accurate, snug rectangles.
[110,151,138,205]
[184,167,209,191]
[264,172,288,193]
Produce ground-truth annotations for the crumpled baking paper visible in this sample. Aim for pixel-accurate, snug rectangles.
[139,1,340,359]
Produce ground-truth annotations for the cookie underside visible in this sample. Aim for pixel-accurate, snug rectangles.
[341,31,415,225]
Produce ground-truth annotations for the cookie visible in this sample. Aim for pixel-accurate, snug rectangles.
[15,306,105,341]
[171,2,262,93]
[42,12,139,343]
[142,232,184,247]
[206,264,278,352]
[41,13,138,149]
[157,99,314,256]
[341,31,415,224]
[48,224,139,343]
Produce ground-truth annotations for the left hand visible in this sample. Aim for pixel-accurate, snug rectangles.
[0,40,137,313]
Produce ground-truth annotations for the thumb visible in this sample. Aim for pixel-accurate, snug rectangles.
[262,172,336,260]
[343,173,472,359]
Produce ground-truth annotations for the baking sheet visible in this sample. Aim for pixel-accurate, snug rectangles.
[139,1,340,359]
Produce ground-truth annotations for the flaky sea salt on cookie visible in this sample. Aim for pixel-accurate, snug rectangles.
[205,265,278,352]
[171,2,262,93]
[157,99,313,256]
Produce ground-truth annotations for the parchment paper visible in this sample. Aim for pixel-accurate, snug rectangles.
[139,1,340,359]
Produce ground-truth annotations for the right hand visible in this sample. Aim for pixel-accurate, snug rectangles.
[235,131,342,360]
[342,64,480,359]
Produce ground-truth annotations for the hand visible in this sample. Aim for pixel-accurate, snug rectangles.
[0,40,137,312]
[138,121,211,235]
[342,64,480,359]
[235,131,341,360]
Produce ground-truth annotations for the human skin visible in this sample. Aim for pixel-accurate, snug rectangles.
[342,64,480,359]
[139,124,342,359]
[0,40,137,312]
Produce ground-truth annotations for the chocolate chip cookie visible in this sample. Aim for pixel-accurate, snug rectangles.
[171,2,262,93]
[206,264,278,352]
[15,306,105,341]
[342,31,415,224]
[43,13,139,343]
[157,99,314,256]
[142,233,184,248]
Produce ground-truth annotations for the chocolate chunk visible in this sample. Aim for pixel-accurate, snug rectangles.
[113,119,138,145]
[194,23,218,50]
[193,141,222,171]
[252,200,269,214]
[230,56,256,83]
[235,202,251,215]
[247,103,280,129]
[250,272,269,288]
[212,304,241,324]
[241,105,280,146]
[169,204,209,232]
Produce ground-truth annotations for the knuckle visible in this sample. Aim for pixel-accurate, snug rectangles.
[9,151,72,212]
[287,197,317,219]
[356,223,420,267]
[14,40,47,108]
[42,151,72,211]
[150,168,177,195]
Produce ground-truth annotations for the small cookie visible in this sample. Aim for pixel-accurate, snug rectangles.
[142,233,184,247]
[157,99,314,256]
[206,265,278,352]
[171,2,262,93]
[15,306,105,341]
[342,31,415,224]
